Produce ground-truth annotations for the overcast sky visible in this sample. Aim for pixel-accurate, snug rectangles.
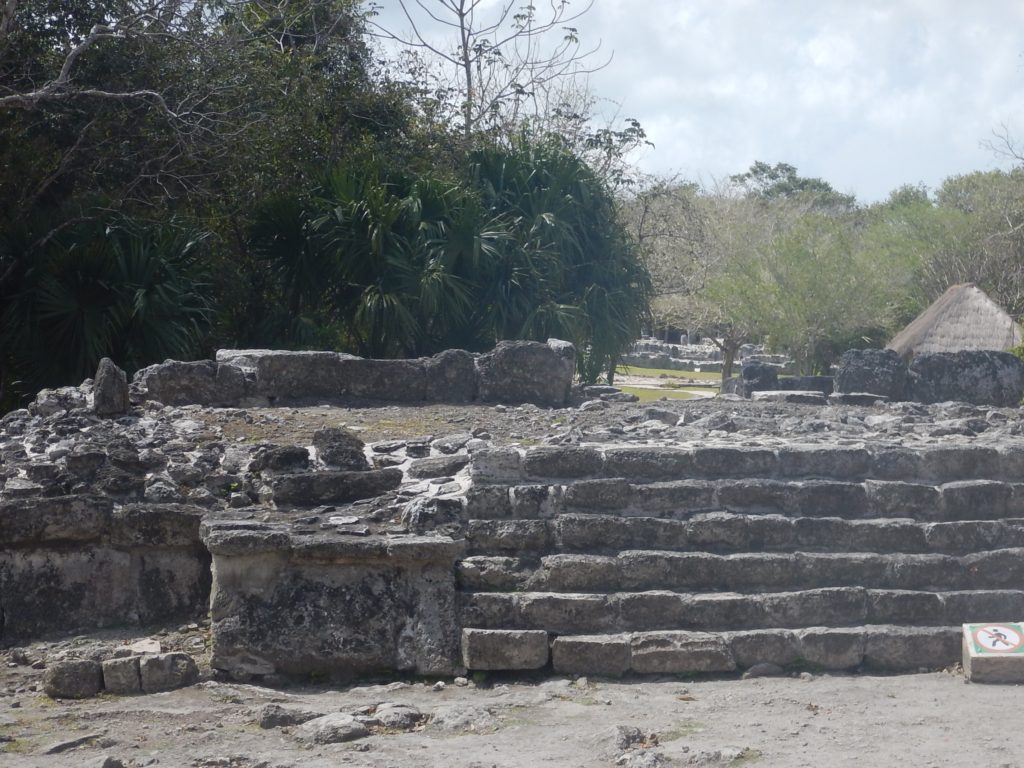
[375,1,1024,203]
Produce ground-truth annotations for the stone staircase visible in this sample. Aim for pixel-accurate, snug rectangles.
[458,443,1024,676]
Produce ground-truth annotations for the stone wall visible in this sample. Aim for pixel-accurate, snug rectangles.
[202,521,463,681]
[131,340,576,408]
[0,496,210,641]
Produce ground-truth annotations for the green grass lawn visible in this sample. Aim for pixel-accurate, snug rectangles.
[617,386,707,402]
[616,365,722,382]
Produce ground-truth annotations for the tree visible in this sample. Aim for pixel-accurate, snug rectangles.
[368,0,606,139]
[730,161,857,212]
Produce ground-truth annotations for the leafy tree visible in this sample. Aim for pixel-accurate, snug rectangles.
[730,161,857,212]
[0,214,212,408]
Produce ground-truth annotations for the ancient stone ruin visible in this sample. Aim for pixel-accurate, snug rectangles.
[4,340,1024,694]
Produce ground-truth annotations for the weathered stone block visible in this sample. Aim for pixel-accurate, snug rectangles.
[865,481,940,520]
[834,348,907,400]
[907,351,1024,407]
[613,591,688,631]
[475,339,575,407]
[408,454,470,479]
[470,448,522,483]
[761,587,867,628]
[864,626,960,671]
[466,519,551,554]
[866,589,945,624]
[798,627,865,670]
[777,446,870,480]
[269,468,401,506]
[102,656,142,694]
[725,629,801,668]
[93,357,129,416]
[629,631,735,674]
[43,659,103,699]
[523,446,603,479]
[205,525,464,680]
[312,427,369,470]
[940,480,1011,521]
[461,628,549,670]
[139,652,199,693]
[692,447,776,478]
[516,593,612,634]
[603,447,695,481]
[423,349,478,403]
[552,634,631,676]
[562,479,633,511]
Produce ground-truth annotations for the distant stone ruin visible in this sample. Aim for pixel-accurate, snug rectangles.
[727,348,1024,408]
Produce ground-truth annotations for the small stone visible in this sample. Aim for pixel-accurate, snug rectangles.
[296,713,370,744]
[453,676,469,687]
[432,681,446,691]
[257,703,322,729]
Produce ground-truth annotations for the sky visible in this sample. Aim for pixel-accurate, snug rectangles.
[374,0,1024,203]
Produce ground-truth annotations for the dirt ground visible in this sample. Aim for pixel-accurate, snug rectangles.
[3,638,1022,768]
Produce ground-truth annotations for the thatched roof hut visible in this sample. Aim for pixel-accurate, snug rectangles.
[887,283,1022,360]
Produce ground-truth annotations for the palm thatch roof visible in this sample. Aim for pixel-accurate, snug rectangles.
[887,283,1022,359]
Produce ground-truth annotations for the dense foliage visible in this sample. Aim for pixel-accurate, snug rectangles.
[0,0,649,408]
[628,164,1024,379]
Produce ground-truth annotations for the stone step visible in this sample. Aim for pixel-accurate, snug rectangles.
[473,444,1024,485]
[461,625,962,675]
[465,479,1024,523]
[464,514,1024,556]
[458,588,1024,634]
[458,549,1024,593]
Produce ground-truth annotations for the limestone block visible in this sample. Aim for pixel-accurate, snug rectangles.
[602,447,695,481]
[131,359,247,407]
[516,592,612,634]
[552,634,631,677]
[798,627,865,670]
[613,591,688,631]
[139,652,199,693]
[562,479,633,511]
[93,357,129,416]
[43,659,103,699]
[475,339,575,407]
[461,628,549,670]
[864,626,960,671]
[423,349,477,403]
[907,350,1024,407]
[205,527,463,680]
[102,656,142,694]
[408,454,470,479]
[629,631,736,674]
[777,445,871,480]
[522,447,603,479]
[724,629,800,668]
[269,468,401,506]
[469,448,522,484]
[834,348,907,400]
[692,447,777,478]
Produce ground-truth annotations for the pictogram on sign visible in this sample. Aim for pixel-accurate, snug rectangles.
[968,623,1024,654]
